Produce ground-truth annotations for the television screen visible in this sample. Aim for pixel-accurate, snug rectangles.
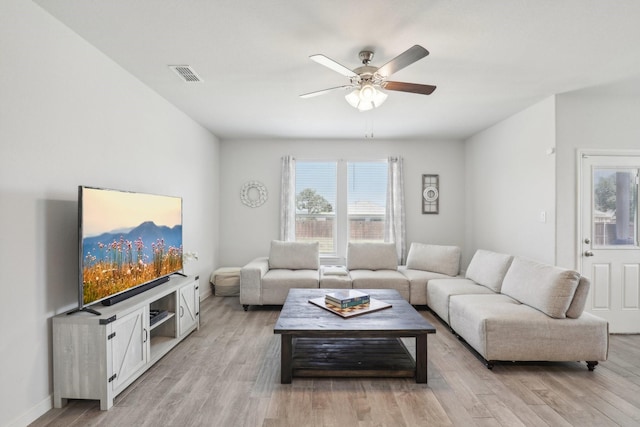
[78,186,183,308]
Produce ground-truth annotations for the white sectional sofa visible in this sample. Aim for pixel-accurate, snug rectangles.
[240,241,609,370]
[428,249,608,370]
[240,241,460,308]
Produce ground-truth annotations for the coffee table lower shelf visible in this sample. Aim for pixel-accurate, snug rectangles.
[289,337,416,379]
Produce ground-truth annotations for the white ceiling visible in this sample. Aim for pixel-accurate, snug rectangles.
[34,0,640,140]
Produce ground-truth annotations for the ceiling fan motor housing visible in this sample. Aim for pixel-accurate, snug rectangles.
[359,50,375,65]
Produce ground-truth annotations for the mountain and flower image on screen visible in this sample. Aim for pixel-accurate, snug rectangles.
[80,187,183,306]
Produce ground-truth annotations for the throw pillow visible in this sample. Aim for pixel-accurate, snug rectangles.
[565,276,590,318]
[465,249,513,292]
[346,242,397,270]
[405,243,460,276]
[501,257,580,319]
[268,240,319,270]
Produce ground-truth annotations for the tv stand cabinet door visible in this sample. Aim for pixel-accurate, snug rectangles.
[178,279,199,336]
[110,307,148,393]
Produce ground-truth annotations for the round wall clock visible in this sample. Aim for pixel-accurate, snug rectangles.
[240,181,268,208]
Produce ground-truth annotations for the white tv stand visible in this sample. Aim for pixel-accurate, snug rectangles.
[52,274,200,410]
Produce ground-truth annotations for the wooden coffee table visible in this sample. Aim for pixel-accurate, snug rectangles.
[274,288,436,384]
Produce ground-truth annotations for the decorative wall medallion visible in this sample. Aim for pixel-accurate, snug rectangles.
[422,174,439,214]
[240,181,268,208]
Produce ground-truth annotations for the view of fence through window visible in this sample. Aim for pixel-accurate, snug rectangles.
[592,168,639,247]
[347,162,387,243]
[295,161,337,253]
[295,160,388,255]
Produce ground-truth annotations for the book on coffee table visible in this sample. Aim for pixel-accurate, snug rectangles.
[309,296,391,318]
[324,289,370,309]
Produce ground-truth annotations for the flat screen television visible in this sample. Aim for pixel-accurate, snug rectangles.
[77,186,183,312]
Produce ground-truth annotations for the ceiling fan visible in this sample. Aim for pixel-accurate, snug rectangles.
[300,44,436,112]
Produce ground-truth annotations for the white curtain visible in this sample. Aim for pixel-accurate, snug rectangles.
[280,156,296,241]
[385,156,406,264]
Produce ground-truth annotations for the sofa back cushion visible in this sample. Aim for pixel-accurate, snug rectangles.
[269,240,319,270]
[501,257,580,319]
[347,242,397,270]
[465,250,513,292]
[565,276,590,319]
[405,243,460,276]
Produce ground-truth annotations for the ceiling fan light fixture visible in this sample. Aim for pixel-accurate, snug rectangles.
[345,85,388,111]
[345,89,360,109]
[359,84,376,101]
[372,88,388,107]
[358,101,375,112]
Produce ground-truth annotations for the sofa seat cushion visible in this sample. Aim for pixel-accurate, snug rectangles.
[349,270,410,301]
[405,243,461,276]
[268,240,319,270]
[465,249,513,292]
[501,257,580,319]
[319,266,352,289]
[347,242,398,270]
[426,278,495,324]
[398,266,459,305]
[261,269,319,304]
[449,294,609,362]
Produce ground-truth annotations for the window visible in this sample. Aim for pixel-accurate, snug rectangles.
[295,160,388,258]
[347,162,387,243]
[295,162,337,254]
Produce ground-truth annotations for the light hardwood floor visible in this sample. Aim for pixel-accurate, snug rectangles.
[32,295,640,426]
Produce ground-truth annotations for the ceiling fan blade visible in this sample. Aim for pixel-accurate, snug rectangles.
[383,81,437,95]
[376,45,429,78]
[300,85,354,98]
[309,54,358,78]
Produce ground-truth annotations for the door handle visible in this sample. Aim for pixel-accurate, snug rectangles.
[584,250,594,257]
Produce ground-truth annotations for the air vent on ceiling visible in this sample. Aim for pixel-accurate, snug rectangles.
[169,65,203,82]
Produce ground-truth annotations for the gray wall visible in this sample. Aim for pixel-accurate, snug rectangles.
[464,97,557,265]
[0,1,220,425]
[218,139,466,267]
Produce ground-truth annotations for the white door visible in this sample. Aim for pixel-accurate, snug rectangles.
[580,153,640,333]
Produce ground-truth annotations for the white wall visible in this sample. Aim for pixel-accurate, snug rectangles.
[464,97,556,265]
[556,81,640,270]
[218,139,466,267]
[0,1,219,425]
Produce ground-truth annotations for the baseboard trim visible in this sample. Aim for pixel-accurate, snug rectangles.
[199,284,213,300]
[7,394,52,427]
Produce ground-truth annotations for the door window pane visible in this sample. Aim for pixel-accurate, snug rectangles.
[592,168,638,247]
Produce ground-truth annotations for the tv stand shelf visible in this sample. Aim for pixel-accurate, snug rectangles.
[150,311,174,329]
[52,274,199,410]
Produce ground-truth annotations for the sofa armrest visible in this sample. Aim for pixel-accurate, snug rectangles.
[240,257,269,305]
